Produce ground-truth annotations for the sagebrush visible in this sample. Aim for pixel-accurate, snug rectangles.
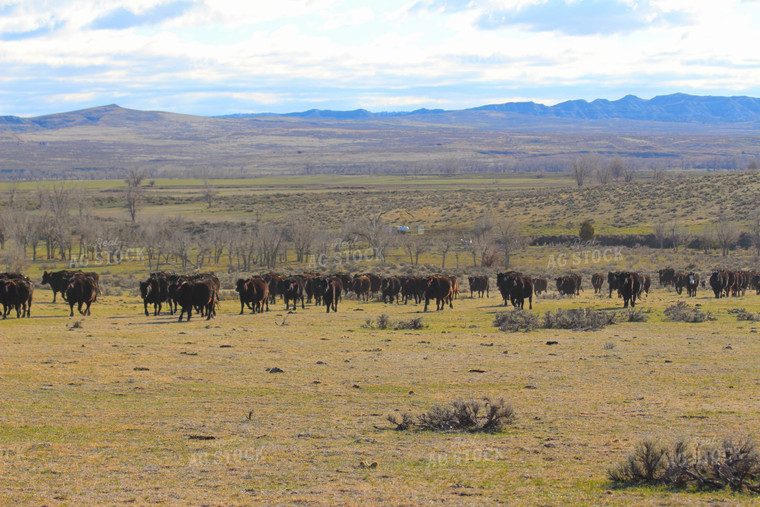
[388,397,515,433]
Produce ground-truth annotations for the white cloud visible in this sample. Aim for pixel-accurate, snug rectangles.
[2,0,760,115]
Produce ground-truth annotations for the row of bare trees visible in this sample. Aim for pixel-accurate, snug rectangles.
[652,214,760,256]
[572,156,638,186]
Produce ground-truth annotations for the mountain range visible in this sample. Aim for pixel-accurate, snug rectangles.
[216,93,760,125]
[2,93,759,179]
[3,93,760,130]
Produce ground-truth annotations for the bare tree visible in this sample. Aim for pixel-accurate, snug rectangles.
[167,216,191,268]
[750,211,760,257]
[608,158,625,181]
[623,164,637,182]
[349,212,393,262]
[7,183,18,208]
[653,221,668,249]
[289,218,315,263]
[436,232,457,270]
[401,233,431,266]
[668,220,691,253]
[8,209,31,259]
[495,221,523,269]
[258,224,285,270]
[596,164,612,184]
[140,220,169,272]
[194,233,212,269]
[201,180,217,208]
[28,215,43,261]
[0,212,6,250]
[572,155,599,187]
[206,224,228,265]
[125,169,146,223]
[714,218,739,256]
[471,214,496,267]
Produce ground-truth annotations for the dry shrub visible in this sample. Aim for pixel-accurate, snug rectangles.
[387,412,414,431]
[664,301,714,323]
[625,308,649,322]
[608,438,667,484]
[610,436,760,493]
[728,308,760,322]
[394,317,425,330]
[376,313,391,330]
[542,308,617,331]
[365,314,426,330]
[391,398,515,433]
[494,310,539,332]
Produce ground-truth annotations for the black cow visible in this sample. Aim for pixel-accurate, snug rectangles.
[502,273,533,309]
[140,274,170,316]
[709,270,729,298]
[555,276,576,296]
[319,277,343,313]
[41,270,79,302]
[236,277,270,314]
[175,278,217,322]
[607,272,620,298]
[658,268,675,288]
[381,277,401,304]
[65,274,98,316]
[532,277,547,296]
[424,275,454,311]
[0,277,33,318]
[468,276,489,298]
[280,277,306,310]
[497,271,521,305]
[685,272,699,297]
[618,272,641,308]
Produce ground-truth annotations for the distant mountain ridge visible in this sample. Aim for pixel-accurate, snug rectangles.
[470,93,760,123]
[214,93,760,124]
[3,94,760,132]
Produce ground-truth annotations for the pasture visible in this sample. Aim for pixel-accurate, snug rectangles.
[3,170,760,504]
[2,280,760,505]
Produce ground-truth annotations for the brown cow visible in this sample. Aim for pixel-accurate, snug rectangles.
[591,273,604,294]
[352,275,371,302]
[468,275,489,298]
[532,277,547,296]
[424,275,454,311]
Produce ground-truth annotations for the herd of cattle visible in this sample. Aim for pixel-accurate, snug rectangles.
[0,267,758,321]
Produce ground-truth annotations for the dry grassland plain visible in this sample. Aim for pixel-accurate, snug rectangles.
[1,172,760,505]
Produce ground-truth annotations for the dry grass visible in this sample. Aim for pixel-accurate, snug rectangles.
[1,284,760,504]
[3,172,760,503]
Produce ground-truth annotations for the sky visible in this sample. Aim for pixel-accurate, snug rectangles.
[2,0,760,117]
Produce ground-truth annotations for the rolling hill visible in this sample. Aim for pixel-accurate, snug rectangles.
[1,94,759,179]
